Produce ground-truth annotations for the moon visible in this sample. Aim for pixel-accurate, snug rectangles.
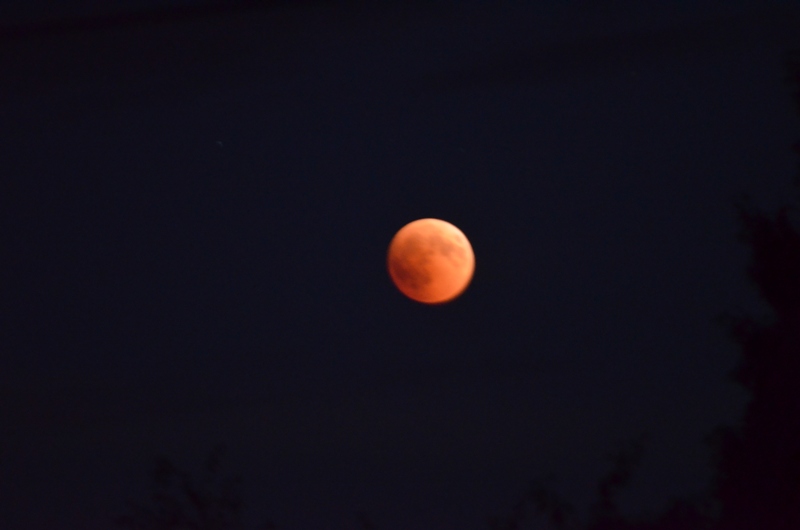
[387,218,475,304]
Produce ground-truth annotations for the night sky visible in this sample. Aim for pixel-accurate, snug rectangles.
[2,2,799,529]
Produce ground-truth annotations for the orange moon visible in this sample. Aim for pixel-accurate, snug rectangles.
[387,218,475,304]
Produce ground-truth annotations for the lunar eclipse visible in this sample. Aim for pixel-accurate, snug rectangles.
[387,218,475,304]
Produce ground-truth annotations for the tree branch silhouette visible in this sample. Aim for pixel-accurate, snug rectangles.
[116,444,262,530]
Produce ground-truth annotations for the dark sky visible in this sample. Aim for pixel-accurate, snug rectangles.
[2,2,799,529]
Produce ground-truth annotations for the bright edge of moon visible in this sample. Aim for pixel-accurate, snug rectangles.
[387,218,475,304]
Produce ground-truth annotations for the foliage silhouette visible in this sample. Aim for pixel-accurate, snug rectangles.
[115,444,267,530]
[505,49,800,530]
[116,445,378,529]
[694,50,800,530]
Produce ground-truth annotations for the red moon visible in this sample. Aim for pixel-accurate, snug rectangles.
[387,218,475,304]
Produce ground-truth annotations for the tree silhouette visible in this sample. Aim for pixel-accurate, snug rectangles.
[489,434,717,530]
[710,209,800,529]
[116,445,378,529]
[506,49,800,530]
[700,50,800,530]
[115,444,270,530]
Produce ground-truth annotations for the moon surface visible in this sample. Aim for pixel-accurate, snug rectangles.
[387,218,475,304]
